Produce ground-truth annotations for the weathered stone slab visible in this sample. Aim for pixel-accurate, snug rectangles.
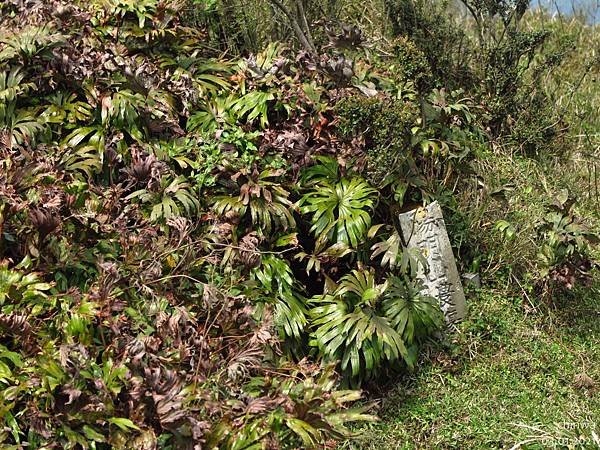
[399,201,467,323]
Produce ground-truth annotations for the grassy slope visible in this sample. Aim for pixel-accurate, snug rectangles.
[346,283,599,449]
[341,11,600,450]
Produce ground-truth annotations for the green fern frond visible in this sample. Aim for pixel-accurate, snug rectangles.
[252,255,307,339]
[127,175,199,222]
[41,92,93,125]
[0,103,46,148]
[0,67,35,103]
[370,229,402,268]
[309,269,409,382]
[59,145,103,178]
[382,275,444,345]
[0,26,64,62]
[300,156,340,186]
[300,176,376,248]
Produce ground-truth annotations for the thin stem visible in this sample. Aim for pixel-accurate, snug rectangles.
[267,0,317,54]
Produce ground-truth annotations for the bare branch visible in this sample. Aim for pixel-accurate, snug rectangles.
[295,0,316,52]
[268,0,317,54]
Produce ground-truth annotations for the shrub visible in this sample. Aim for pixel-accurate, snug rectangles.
[334,95,420,188]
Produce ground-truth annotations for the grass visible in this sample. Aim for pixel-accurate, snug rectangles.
[345,281,600,449]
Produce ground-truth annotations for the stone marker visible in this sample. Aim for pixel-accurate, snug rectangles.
[399,201,467,323]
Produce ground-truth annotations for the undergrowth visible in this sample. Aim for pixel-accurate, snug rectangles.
[345,280,600,449]
[0,0,598,448]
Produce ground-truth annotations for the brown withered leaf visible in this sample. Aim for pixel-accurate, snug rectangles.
[239,232,261,269]
[29,208,60,241]
[275,129,309,156]
[124,150,165,188]
[28,405,52,439]
[129,429,159,450]
[227,344,263,382]
[0,131,11,150]
[144,367,189,429]
[42,194,62,209]
[0,313,30,336]
[574,373,596,391]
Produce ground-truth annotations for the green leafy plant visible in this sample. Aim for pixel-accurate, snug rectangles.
[207,364,376,449]
[101,0,159,28]
[382,275,444,346]
[127,175,200,221]
[41,92,94,128]
[213,169,296,236]
[187,95,238,134]
[0,265,51,313]
[0,66,45,148]
[252,255,307,339]
[300,169,377,249]
[310,270,400,381]
[535,191,598,291]
[309,268,443,382]
[0,26,64,62]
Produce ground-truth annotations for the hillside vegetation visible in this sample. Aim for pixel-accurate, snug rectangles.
[0,0,598,449]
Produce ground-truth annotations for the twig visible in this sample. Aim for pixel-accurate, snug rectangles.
[267,0,316,54]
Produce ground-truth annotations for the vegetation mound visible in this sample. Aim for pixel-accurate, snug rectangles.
[0,0,598,448]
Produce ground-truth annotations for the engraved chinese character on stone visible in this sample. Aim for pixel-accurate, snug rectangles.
[399,201,467,323]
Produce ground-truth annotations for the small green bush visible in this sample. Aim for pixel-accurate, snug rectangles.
[390,36,432,90]
[335,95,420,186]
